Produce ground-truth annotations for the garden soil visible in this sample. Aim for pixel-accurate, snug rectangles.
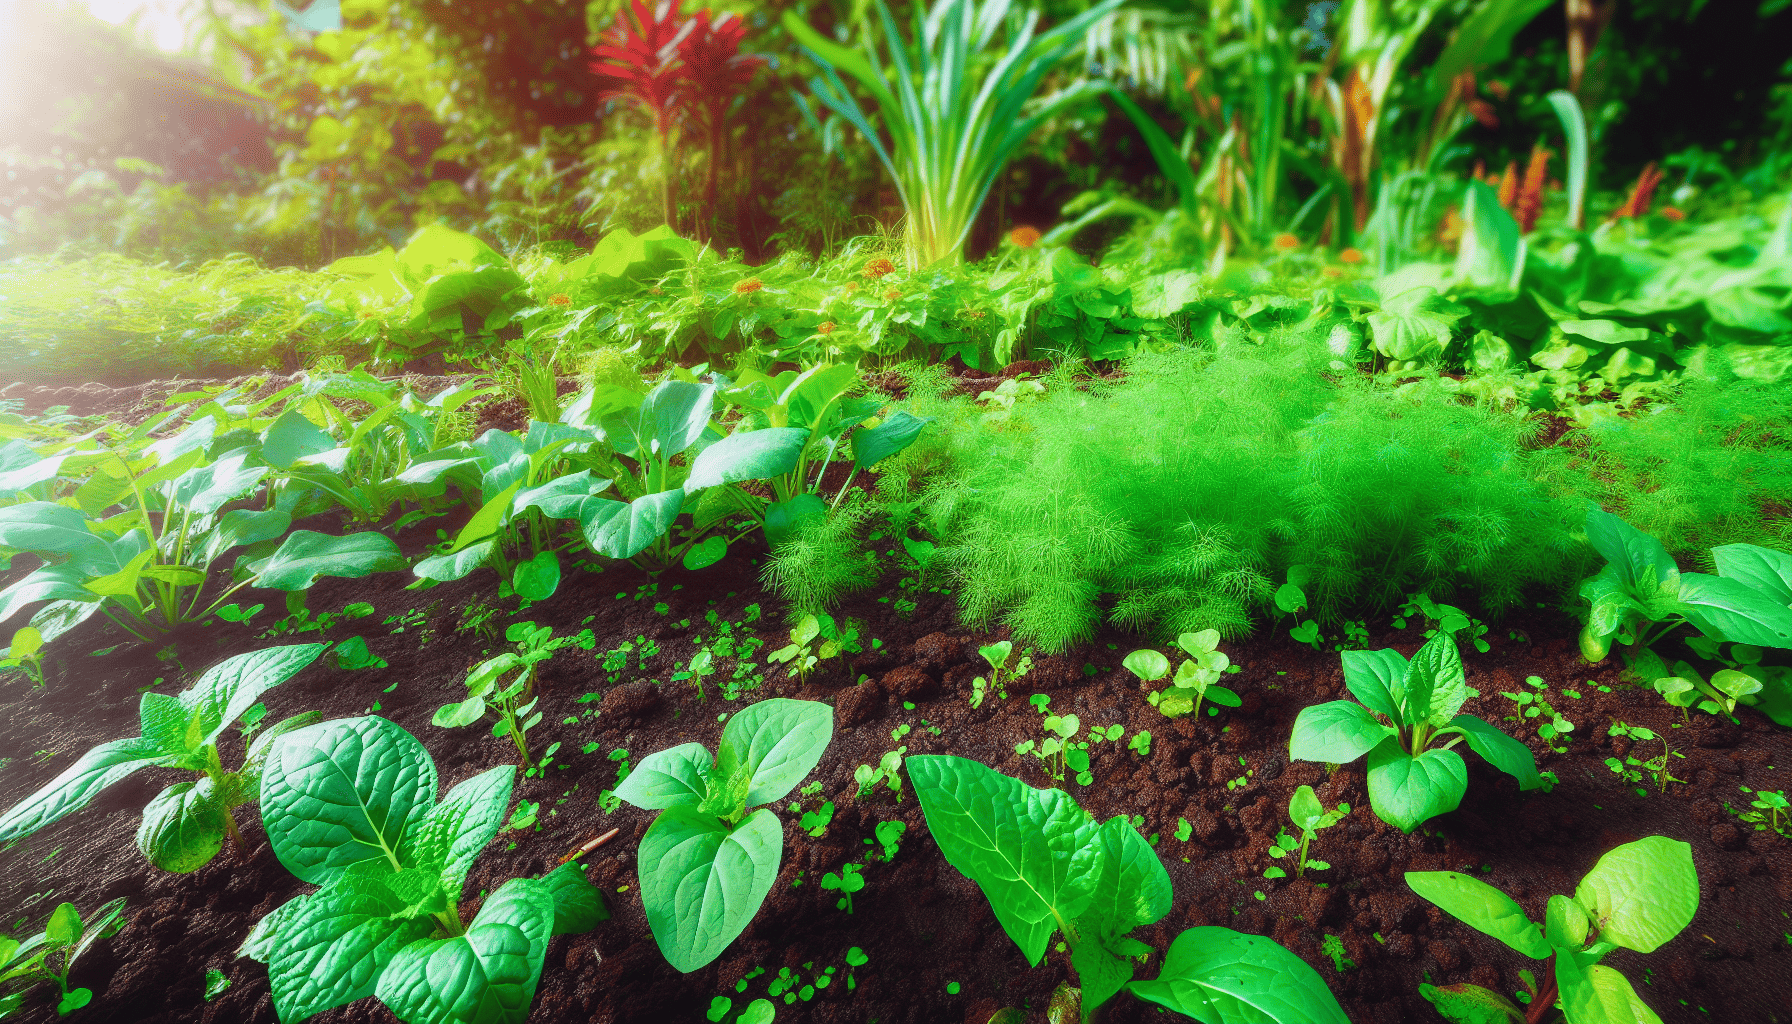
[0,373,1788,1024]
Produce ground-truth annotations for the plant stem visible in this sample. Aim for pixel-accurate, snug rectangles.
[1525,956,1560,1024]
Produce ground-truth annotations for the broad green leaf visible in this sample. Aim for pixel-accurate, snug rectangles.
[1455,180,1527,292]
[1406,871,1550,959]
[1581,566,1644,638]
[252,531,407,591]
[713,698,834,808]
[1555,956,1663,1024]
[400,764,515,893]
[907,754,1101,966]
[181,644,327,747]
[1405,632,1473,727]
[1545,894,1590,949]
[1429,0,1554,86]
[578,489,683,560]
[83,548,152,597]
[853,411,932,468]
[267,875,434,1022]
[45,903,81,945]
[1122,650,1170,683]
[683,428,807,493]
[1448,715,1542,790]
[377,876,556,1024]
[0,736,175,844]
[1675,572,1792,649]
[170,451,269,516]
[1585,509,1678,599]
[415,538,499,583]
[763,494,828,547]
[1711,543,1792,607]
[1289,786,1324,833]
[511,471,611,520]
[1127,926,1351,1024]
[0,565,98,627]
[199,507,293,567]
[261,717,437,885]
[1289,701,1389,764]
[262,409,337,469]
[434,696,489,729]
[781,364,858,432]
[511,550,559,602]
[136,779,229,874]
[612,743,713,810]
[1418,982,1527,1024]
[682,535,727,571]
[0,502,107,561]
[1366,741,1468,833]
[1573,837,1698,953]
[638,805,783,974]
[1339,648,1406,723]
[539,861,609,937]
[1367,292,1460,361]
[1071,816,1173,1015]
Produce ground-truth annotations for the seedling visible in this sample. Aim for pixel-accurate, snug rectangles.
[1392,592,1490,653]
[908,755,1349,1023]
[853,745,907,802]
[865,820,906,862]
[433,653,545,768]
[1290,632,1543,832]
[1737,787,1789,837]
[1266,786,1349,878]
[1126,630,1240,719]
[1409,836,1698,1024]
[672,649,717,699]
[767,615,825,681]
[242,716,608,1020]
[1604,722,1685,794]
[611,699,833,972]
[0,898,127,1017]
[821,862,864,913]
[1126,730,1152,756]
[1274,569,1327,649]
[1500,674,1575,753]
[1015,694,1088,784]
[0,645,325,873]
[972,640,1032,705]
[1641,657,1762,721]
[331,635,387,670]
[0,627,46,688]
[799,801,835,838]
[1321,934,1354,973]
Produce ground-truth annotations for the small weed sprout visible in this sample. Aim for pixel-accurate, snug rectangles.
[1265,785,1349,878]
[1500,674,1574,752]
[1737,788,1789,837]
[1126,629,1240,719]
[0,627,46,688]
[1605,722,1686,794]
[971,640,1032,706]
[821,862,865,913]
[854,745,907,801]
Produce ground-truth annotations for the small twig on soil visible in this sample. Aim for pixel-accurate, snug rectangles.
[559,827,621,864]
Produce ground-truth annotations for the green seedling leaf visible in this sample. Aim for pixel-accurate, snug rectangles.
[1339,648,1407,723]
[136,778,229,873]
[375,876,555,1024]
[1127,926,1351,1023]
[1448,715,1543,790]
[540,861,609,936]
[1573,837,1698,953]
[612,743,713,810]
[252,531,408,591]
[1711,543,1792,608]
[511,550,560,602]
[1405,632,1474,727]
[638,806,782,973]
[1289,701,1389,764]
[1554,956,1664,1024]
[267,877,436,1020]
[714,698,834,807]
[579,489,684,560]
[853,411,932,468]
[1123,649,1170,683]
[907,754,1100,966]
[1417,982,1526,1024]
[1405,871,1551,959]
[1365,742,1468,833]
[682,535,727,571]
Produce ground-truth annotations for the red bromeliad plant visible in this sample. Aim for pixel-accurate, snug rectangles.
[589,0,763,239]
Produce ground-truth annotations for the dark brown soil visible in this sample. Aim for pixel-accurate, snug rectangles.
[1,528,1789,1024]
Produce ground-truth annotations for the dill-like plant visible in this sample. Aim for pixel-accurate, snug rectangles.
[761,494,881,619]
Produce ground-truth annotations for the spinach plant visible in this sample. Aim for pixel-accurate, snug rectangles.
[241,716,607,1023]
[1408,837,1697,1024]
[0,898,127,1018]
[910,754,1350,1023]
[612,698,833,972]
[1576,507,1792,664]
[1289,632,1543,832]
[0,644,325,872]
[1265,786,1348,879]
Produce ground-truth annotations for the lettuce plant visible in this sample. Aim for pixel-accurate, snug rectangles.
[1408,837,1697,1024]
[1576,507,1792,664]
[612,698,833,972]
[241,716,607,1023]
[0,898,127,1017]
[909,754,1349,1023]
[0,645,324,872]
[1289,632,1542,832]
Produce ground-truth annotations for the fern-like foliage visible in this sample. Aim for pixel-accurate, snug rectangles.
[761,494,880,619]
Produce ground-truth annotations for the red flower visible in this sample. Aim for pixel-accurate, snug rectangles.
[549,293,572,307]
[816,321,836,335]
[589,0,689,138]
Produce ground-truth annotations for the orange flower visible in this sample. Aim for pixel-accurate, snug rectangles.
[1338,247,1364,264]
[548,293,572,307]
[1609,162,1665,222]
[883,288,901,301]
[733,277,763,294]
[1660,206,1685,221]
[1009,226,1042,248]
[863,258,895,279]
[843,281,860,293]
[816,321,835,335]
[1514,144,1551,233]
[1323,267,1344,278]
[1273,233,1299,250]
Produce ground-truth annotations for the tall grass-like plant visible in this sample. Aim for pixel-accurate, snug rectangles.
[783,0,1123,270]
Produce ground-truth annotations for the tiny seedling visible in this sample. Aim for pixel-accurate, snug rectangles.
[1392,592,1490,653]
[1290,632,1542,832]
[1127,730,1152,756]
[0,627,46,688]
[0,898,127,1017]
[612,699,833,972]
[865,820,906,862]
[433,653,545,769]
[972,640,1032,705]
[1409,836,1698,1024]
[1737,788,1789,838]
[1125,630,1240,719]
[1266,786,1349,878]
[1604,722,1686,795]
[1321,934,1354,973]
[800,801,835,838]
[672,649,717,699]
[820,862,864,913]
[1014,694,1086,784]
[854,745,907,802]
[1500,675,1574,753]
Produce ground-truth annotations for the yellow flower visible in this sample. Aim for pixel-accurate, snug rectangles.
[733,277,764,294]
[863,258,896,279]
[1009,226,1042,248]
[1338,247,1364,264]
